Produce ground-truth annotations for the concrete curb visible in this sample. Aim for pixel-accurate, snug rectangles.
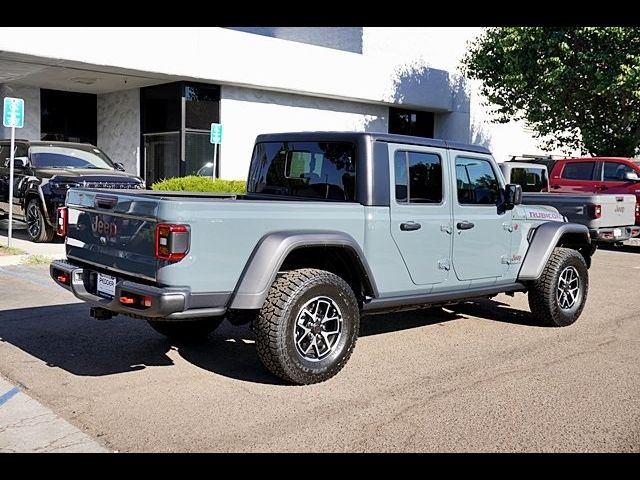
[0,377,109,453]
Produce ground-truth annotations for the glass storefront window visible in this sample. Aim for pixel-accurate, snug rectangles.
[140,82,221,185]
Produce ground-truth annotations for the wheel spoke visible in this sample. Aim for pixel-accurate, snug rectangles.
[294,296,343,362]
[556,266,580,310]
[321,315,340,324]
[298,309,314,326]
[302,336,316,355]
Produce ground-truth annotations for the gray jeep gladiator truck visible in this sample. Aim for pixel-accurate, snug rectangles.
[51,132,594,384]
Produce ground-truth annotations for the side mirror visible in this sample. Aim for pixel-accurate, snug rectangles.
[504,183,523,210]
[3,156,29,169]
[114,162,126,172]
[624,171,640,182]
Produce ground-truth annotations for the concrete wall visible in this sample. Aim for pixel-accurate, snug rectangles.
[220,86,388,180]
[0,84,40,141]
[0,28,453,112]
[227,27,363,54]
[97,88,140,174]
[363,27,580,161]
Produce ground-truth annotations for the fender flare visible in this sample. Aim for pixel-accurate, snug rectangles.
[230,230,378,309]
[518,222,591,281]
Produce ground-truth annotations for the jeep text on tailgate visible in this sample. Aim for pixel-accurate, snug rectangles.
[51,132,595,384]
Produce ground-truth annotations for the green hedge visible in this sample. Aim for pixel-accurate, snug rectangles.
[151,176,246,194]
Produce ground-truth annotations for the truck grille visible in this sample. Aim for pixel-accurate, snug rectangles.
[82,181,142,189]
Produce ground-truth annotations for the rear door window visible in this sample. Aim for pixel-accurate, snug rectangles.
[560,162,596,180]
[603,161,635,181]
[394,150,443,204]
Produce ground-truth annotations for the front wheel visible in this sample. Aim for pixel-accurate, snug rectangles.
[528,247,589,327]
[255,268,360,385]
[26,199,55,243]
[147,317,224,343]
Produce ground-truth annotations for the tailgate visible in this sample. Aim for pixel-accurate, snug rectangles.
[65,189,160,281]
[597,195,636,228]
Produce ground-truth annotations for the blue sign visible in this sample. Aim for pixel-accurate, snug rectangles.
[3,97,25,128]
[210,123,223,144]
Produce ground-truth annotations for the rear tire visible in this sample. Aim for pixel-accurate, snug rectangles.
[26,198,55,243]
[147,317,224,343]
[255,268,360,385]
[528,247,588,327]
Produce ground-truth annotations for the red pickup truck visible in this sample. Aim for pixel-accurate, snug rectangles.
[512,156,640,224]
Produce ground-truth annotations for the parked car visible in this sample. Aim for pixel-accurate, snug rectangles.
[507,156,640,225]
[51,132,593,384]
[499,161,639,244]
[0,140,145,242]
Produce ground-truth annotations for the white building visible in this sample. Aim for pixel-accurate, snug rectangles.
[0,27,555,185]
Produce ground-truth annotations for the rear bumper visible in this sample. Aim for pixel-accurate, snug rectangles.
[590,226,640,243]
[50,260,229,320]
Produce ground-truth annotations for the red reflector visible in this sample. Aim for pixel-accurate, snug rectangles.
[57,274,70,285]
[56,207,68,237]
[155,224,190,261]
[119,296,136,305]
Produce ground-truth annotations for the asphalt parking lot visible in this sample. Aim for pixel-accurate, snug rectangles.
[0,246,639,452]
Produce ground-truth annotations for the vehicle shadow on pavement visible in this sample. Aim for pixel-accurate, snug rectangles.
[597,244,640,254]
[359,307,463,336]
[446,299,541,327]
[0,299,538,385]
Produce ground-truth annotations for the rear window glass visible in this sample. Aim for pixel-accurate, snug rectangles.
[247,141,356,201]
[561,162,595,180]
[510,167,548,192]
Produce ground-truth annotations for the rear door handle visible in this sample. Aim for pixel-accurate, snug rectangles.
[400,222,421,231]
[596,184,608,191]
[456,221,475,230]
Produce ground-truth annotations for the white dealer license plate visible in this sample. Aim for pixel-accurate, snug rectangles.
[97,273,117,299]
[614,228,622,238]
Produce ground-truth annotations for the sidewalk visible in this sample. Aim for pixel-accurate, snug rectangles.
[0,376,108,453]
[0,219,65,266]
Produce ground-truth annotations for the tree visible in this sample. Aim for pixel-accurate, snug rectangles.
[462,27,640,157]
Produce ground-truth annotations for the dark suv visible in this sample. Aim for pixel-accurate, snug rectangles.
[0,140,145,242]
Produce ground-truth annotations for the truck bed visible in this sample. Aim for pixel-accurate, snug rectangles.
[63,188,366,292]
[522,193,637,242]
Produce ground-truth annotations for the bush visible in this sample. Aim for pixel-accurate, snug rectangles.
[151,176,246,194]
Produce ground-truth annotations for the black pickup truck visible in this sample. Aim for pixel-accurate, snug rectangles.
[0,140,144,242]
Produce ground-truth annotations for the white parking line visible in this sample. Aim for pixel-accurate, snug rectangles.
[0,377,108,453]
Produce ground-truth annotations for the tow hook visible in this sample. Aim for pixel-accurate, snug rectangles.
[90,307,117,321]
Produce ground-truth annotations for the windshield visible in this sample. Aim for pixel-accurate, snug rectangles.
[30,146,116,170]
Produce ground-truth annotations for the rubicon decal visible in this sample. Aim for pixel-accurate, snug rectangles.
[527,210,563,221]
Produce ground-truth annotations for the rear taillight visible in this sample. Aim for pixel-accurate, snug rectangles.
[589,204,602,219]
[155,224,190,261]
[56,207,68,237]
[635,202,639,217]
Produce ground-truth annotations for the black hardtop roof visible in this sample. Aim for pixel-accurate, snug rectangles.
[255,131,491,155]
[0,139,100,151]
